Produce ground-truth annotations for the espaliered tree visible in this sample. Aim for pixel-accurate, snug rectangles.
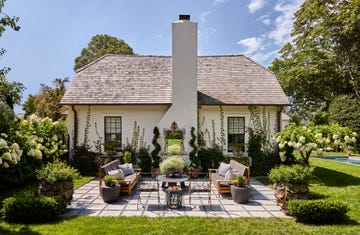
[189,127,199,167]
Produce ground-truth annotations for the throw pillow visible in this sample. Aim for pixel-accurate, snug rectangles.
[218,162,231,176]
[108,169,124,180]
[118,163,135,176]
[224,170,237,181]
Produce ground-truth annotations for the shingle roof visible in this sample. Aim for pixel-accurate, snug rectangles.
[61,54,289,106]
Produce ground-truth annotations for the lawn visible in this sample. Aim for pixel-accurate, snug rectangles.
[0,160,359,235]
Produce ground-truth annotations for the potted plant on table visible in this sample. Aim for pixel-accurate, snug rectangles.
[230,174,250,204]
[101,175,120,203]
[159,156,185,177]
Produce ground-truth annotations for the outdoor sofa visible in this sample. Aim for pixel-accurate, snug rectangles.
[209,159,250,197]
[99,159,141,196]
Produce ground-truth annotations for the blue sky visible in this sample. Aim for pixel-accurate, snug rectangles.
[1,0,303,114]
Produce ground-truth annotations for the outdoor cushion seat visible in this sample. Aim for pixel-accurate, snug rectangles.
[99,160,141,196]
[209,159,250,197]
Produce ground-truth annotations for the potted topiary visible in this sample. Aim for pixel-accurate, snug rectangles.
[268,164,313,211]
[101,175,120,203]
[230,174,250,204]
[159,156,185,177]
[232,143,244,157]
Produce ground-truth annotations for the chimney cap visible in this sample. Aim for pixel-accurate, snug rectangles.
[179,15,190,20]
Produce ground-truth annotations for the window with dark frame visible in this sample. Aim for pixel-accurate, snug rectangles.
[227,117,245,152]
[104,116,122,143]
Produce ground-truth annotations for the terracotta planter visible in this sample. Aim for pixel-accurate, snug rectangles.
[230,185,250,204]
[101,185,120,203]
[190,168,199,178]
[151,167,158,178]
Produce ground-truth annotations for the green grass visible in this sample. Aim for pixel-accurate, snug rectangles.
[1,161,359,235]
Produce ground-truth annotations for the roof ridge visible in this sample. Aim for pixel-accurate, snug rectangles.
[241,55,274,75]
[75,54,111,73]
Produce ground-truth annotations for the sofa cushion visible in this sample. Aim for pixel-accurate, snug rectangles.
[108,169,124,180]
[218,162,231,176]
[224,170,237,181]
[118,163,134,176]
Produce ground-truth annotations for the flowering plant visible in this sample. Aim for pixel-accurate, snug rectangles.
[274,124,357,166]
[159,156,185,175]
[0,134,23,168]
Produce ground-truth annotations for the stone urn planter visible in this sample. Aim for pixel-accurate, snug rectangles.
[38,180,74,212]
[230,185,250,204]
[101,185,121,203]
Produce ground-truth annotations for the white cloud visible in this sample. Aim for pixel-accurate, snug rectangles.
[267,0,303,45]
[212,0,228,6]
[237,37,264,55]
[258,15,271,25]
[251,50,278,62]
[199,11,212,23]
[248,0,265,14]
[199,28,218,39]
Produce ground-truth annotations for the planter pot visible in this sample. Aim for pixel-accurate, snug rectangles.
[273,182,309,211]
[230,185,250,204]
[151,167,158,178]
[101,185,120,203]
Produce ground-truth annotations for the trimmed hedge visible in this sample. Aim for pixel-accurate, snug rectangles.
[288,199,350,224]
[1,191,62,223]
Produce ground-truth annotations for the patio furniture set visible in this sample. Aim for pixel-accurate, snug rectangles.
[98,159,251,209]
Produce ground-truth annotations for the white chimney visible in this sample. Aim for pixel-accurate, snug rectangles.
[158,15,198,153]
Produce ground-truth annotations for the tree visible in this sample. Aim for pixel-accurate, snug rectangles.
[23,77,69,121]
[73,34,134,71]
[0,0,23,111]
[270,0,360,121]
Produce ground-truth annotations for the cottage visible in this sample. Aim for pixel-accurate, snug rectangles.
[61,15,289,156]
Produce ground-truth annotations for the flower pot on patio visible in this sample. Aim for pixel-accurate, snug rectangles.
[101,185,120,203]
[230,185,250,204]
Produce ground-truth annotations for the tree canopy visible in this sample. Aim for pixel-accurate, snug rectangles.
[270,0,360,120]
[73,34,134,71]
[23,77,69,121]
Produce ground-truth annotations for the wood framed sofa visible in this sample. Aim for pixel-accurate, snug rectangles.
[209,159,250,197]
[99,160,141,196]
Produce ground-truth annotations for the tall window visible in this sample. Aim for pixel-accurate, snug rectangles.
[104,116,122,142]
[228,117,245,152]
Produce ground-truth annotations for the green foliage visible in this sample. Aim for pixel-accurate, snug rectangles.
[123,151,132,164]
[36,160,80,184]
[104,175,119,187]
[22,78,69,121]
[151,127,161,168]
[329,95,360,150]
[232,174,245,186]
[0,100,14,133]
[268,165,313,185]
[198,145,224,172]
[159,156,185,175]
[71,145,100,176]
[138,147,151,172]
[275,124,357,166]
[74,34,134,71]
[1,190,61,223]
[189,127,199,167]
[167,139,182,155]
[288,199,350,224]
[0,76,25,110]
[103,140,120,150]
[165,131,183,139]
[269,0,360,121]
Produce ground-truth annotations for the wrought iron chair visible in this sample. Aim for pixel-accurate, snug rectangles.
[137,172,160,209]
[188,173,211,206]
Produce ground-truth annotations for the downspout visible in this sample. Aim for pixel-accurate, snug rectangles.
[276,106,282,132]
[71,105,78,147]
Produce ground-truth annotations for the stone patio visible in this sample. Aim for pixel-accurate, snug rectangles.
[61,178,290,218]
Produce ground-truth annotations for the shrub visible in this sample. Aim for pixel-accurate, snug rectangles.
[268,165,313,185]
[71,145,100,176]
[247,128,280,176]
[1,190,62,223]
[288,199,350,224]
[159,156,185,175]
[198,145,224,172]
[138,147,152,172]
[37,159,80,184]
